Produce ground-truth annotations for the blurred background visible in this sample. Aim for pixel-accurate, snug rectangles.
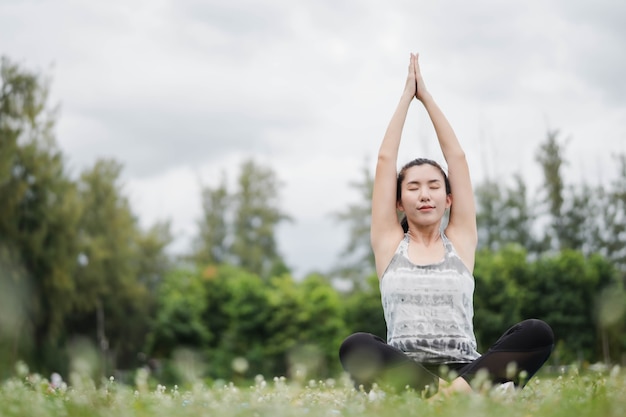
[0,0,624,386]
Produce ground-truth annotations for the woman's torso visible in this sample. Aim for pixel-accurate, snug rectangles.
[380,232,480,364]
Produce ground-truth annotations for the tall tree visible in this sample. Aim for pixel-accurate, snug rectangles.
[193,173,230,266]
[0,57,82,368]
[230,159,291,279]
[475,174,537,252]
[535,130,567,251]
[475,179,506,251]
[523,250,616,363]
[71,159,170,370]
[559,183,600,254]
[601,154,626,271]
[135,220,173,293]
[331,160,376,283]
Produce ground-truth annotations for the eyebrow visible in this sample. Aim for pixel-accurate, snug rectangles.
[406,179,442,186]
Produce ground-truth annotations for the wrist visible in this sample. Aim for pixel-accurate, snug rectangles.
[418,90,433,101]
[400,91,414,102]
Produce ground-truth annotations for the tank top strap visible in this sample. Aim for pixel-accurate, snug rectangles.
[441,231,453,252]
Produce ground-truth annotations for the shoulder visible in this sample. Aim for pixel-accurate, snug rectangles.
[443,226,476,272]
[373,230,406,279]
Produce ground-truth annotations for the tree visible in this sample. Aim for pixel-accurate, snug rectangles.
[192,159,291,279]
[295,273,348,377]
[343,273,386,338]
[146,268,211,358]
[331,160,376,283]
[203,264,272,378]
[70,159,169,370]
[535,130,567,252]
[559,183,600,255]
[475,179,505,251]
[500,174,537,251]
[134,220,173,294]
[600,154,626,271]
[473,245,528,350]
[475,174,537,252]
[193,173,230,266]
[230,159,291,279]
[0,57,83,370]
[523,250,615,363]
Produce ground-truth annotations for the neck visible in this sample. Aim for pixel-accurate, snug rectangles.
[407,226,441,246]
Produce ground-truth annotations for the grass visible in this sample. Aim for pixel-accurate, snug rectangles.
[1,364,625,417]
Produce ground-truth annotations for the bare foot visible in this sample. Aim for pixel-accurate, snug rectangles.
[428,377,472,401]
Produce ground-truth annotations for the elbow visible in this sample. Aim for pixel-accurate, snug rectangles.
[377,152,396,165]
[446,149,467,162]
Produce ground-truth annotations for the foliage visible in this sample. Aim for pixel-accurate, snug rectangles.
[523,251,617,364]
[473,244,528,350]
[331,160,376,283]
[342,274,386,338]
[146,269,211,358]
[535,130,567,252]
[147,265,348,383]
[193,173,229,266]
[0,56,83,369]
[475,175,537,252]
[474,246,620,363]
[0,57,172,376]
[194,160,292,279]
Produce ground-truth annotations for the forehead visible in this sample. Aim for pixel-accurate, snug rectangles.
[402,164,444,183]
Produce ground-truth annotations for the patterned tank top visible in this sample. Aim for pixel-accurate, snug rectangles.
[380,232,480,363]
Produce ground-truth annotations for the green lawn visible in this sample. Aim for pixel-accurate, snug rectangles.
[1,365,625,417]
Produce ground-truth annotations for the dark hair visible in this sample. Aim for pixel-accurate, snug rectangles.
[397,158,451,232]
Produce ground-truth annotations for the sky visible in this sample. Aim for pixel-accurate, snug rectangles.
[1,0,624,277]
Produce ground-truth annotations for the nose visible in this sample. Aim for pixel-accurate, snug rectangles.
[419,188,430,201]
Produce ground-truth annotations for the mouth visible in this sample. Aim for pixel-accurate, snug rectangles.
[418,205,435,211]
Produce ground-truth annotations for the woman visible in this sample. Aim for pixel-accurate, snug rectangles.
[339,53,554,397]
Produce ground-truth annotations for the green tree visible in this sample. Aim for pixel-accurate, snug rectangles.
[343,273,386,338]
[0,243,32,378]
[203,264,272,378]
[535,130,567,252]
[559,183,600,254]
[331,160,376,284]
[193,173,230,266]
[295,273,348,377]
[475,179,505,251]
[147,268,211,358]
[476,174,537,252]
[600,154,626,271]
[70,159,168,370]
[265,273,308,375]
[231,159,291,279]
[135,220,173,294]
[473,245,528,350]
[0,57,82,370]
[523,250,614,363]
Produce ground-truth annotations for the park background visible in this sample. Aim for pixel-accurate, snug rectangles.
[1,0,625,386]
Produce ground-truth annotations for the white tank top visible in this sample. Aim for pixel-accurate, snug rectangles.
[380,233,480,363]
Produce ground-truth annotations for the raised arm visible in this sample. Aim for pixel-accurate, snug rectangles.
[371,54,417,278]
[414,54,478,269]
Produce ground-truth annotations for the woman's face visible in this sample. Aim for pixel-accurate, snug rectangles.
[397,164,451,227]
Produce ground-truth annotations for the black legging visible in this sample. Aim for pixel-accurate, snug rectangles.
[339,319,554,395]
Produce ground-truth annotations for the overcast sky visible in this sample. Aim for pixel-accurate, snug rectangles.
[1,0,624,277]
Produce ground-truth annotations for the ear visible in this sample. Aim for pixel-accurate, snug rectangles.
[396,200,405,212]
[445,194,452,209]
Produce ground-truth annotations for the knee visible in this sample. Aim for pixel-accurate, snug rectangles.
[339,332,386,361]
[522,319,555,347]
[339,332,375,358]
